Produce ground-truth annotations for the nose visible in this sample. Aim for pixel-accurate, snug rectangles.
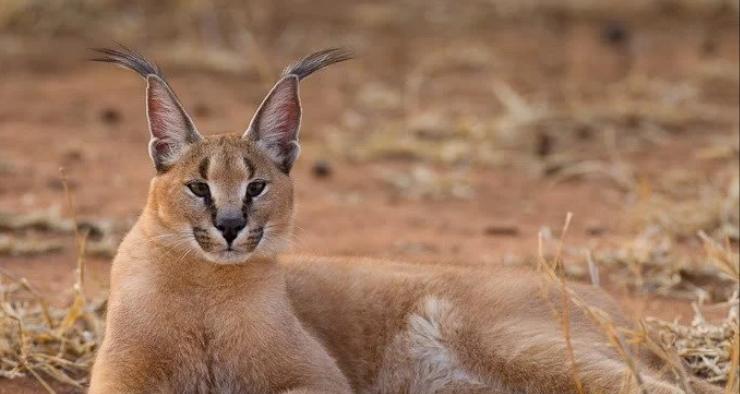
[215,215,246,245]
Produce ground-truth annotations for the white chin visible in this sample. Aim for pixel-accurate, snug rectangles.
[203,250,252,265]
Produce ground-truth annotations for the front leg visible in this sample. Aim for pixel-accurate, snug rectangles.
[89,337,175,394]
[89,351,162,394]
[272,324,353,394]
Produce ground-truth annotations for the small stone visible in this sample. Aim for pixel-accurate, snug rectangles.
[483,224,520,237]
[542,163,563,177]
[701,38,717,56]
[100,107,121,124]
[535,131,553,157]
[602,21,629,46]
[194,103,211,117]
[575,124,593,140]
[311,160,333,179]
[62,148,84,163]
[586,223,607,236]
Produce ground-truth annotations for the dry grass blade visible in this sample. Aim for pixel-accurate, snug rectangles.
[536,213,648,393]
[552,213,586,394]
[726,334,739,394]
[698,231,739,281]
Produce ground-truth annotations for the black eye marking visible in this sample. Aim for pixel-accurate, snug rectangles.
[198,157,210,180]
[246,180,266,198]
[187,181,211,198]
[243,157,254,178]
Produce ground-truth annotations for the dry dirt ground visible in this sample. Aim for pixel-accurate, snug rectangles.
[0,2,738,392]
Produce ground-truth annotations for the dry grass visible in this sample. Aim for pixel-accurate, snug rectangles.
[0,267,105,393]
[629,169,739,242]
[0,206,121,259]
[0,174,105,394]
[647,301,739,386]
[576,158,739,302]
[646,233,739,387]
[539,213,739,392]
[330,71,736,185]
[379,165,475,201]
[586,227,738,302]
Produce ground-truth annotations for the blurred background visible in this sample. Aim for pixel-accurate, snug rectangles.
[0,1,738,392]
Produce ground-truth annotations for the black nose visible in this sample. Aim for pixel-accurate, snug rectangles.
[215,216,246,245]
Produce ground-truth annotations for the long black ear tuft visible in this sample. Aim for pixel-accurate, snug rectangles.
[92,46,202,172]
[92,46,163,79]
[244,48,352,173]
[282,48,353,80]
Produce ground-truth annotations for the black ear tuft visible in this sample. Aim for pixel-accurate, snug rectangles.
[92,45,163,79]
[282,48,353,81]
[244,48,352,173]
[93,46,202,172]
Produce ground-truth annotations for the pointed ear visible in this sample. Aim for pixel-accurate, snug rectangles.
[243,76,301,173]
[146,75,202,172]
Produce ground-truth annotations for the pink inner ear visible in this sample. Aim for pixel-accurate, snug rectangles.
[153,139,172,155]
[147,85,179,141]
[271,97,300,143]
[147,99,166,140]
[255,76,301,145]
[144,76,202,170]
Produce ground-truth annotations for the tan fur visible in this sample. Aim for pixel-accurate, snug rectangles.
[89,135,351,393]
[279,255,723,394]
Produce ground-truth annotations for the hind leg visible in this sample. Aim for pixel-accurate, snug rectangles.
[367,297,498,393]
[429,294,683,394]
[455,318,696,394]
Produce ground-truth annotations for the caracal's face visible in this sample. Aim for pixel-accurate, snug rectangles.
[94,47,350,265]
[151,135,294,265]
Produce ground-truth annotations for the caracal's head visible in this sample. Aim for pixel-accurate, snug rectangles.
[95,47,351,264]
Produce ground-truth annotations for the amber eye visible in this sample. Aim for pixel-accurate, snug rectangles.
[246,180,266,198]
[187,181,210,198]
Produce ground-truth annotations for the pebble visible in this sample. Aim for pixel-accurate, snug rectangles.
[483,224,520,237]
[311,160,333,178]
